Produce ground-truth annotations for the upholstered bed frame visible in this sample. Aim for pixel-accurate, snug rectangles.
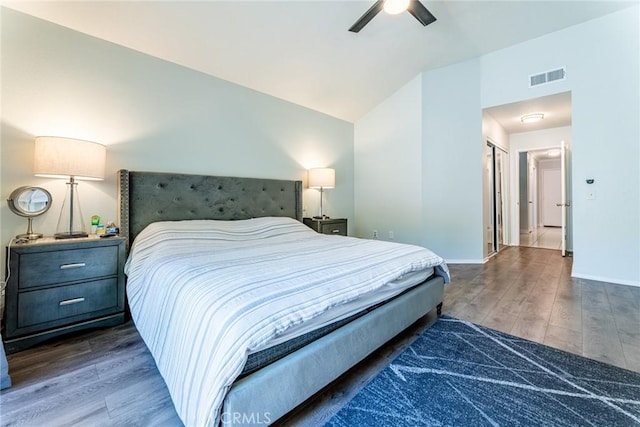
[118,170,444,426]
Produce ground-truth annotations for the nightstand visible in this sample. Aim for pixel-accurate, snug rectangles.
[303,218,348,236]
[2,236,126,353]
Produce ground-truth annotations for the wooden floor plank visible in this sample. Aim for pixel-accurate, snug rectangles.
[548,297,583,333]
[544,324,583,355]
[104,375,181,426]
[606,284,640,346]
[621,341,640,372]
[480,312,519,335]
[490,278,536,318]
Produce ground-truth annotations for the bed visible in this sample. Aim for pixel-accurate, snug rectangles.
[118,170,449,427]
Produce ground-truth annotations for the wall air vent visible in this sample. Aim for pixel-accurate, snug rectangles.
[529,67,566,87]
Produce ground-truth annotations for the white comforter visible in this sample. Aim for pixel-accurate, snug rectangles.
[125,217,449,426]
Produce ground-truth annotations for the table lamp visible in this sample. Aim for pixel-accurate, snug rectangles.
[33,136,106,239]
[308,167,335,219]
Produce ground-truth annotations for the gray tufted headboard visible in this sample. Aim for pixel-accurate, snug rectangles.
[118,170,303,248]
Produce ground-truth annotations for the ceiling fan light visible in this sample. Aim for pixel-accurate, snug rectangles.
[383,0,410,15]
[521,113,544,123]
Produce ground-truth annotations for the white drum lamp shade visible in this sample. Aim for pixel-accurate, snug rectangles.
[34,137,106,239]
[308,168,335,189]
[34,137,106,180]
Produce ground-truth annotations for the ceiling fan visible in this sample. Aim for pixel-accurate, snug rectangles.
[349,0,436,33]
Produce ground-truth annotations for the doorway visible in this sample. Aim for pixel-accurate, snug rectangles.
[518,148,564,251]
[483,91,573,256]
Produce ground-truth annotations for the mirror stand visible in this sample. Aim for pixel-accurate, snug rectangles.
[17,217,43,240]
[7,186,52,241]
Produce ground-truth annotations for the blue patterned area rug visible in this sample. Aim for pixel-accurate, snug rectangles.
[326,317,640,426]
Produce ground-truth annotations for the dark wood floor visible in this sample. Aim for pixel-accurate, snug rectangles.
[2,246,639,426]
[444,246,639,372]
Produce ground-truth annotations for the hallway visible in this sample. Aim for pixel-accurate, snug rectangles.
[519,226,563,250]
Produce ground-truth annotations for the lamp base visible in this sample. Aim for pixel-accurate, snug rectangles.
[55,178,88,239]
[16,232,43,241]
[54,231,88,240]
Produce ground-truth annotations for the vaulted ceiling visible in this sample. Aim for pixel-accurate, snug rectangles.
[4,1,636,123]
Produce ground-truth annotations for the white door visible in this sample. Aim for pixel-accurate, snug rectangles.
[542,168,562,227]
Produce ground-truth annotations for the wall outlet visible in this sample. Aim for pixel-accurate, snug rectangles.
[388,231,394,239]
[372,230,378,239]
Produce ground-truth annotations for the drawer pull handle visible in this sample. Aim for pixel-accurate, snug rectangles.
[60,262,86,270]
[332,229,340,233]
[59,297,85,306]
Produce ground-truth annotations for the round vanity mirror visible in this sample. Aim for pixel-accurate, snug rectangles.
[7,186,52,240]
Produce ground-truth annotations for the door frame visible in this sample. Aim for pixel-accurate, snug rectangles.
[485,140,509,256]
[509,145,569,247]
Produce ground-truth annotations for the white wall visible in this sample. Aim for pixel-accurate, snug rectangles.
[354,58,486,263]
[422,59,484,262]
[482,114,509,152]
[354,6,638,284]
[482,6,639,285]
[354,59,487,264]
[353,76,422,244]
[1,9,355,261]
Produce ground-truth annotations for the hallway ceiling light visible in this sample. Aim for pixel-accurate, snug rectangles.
[521,113,544,123]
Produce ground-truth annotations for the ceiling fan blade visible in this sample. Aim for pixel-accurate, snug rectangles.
[407,0,437,27]
[349,0,384,33]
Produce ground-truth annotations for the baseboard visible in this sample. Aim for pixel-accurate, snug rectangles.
[571,272,640,288]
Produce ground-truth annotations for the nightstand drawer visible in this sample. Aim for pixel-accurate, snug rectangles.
[303,218,348,236]
[19,246,118,289]
[18,278,119,327]
[320,222,347,236]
